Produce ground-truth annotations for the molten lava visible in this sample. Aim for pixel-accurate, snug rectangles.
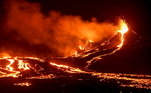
[117,19,129,48]
[0,19,137,86]
[0,5,151,88]
[0,0,150,91]
[1,19,129,77]
[0,18,129,77]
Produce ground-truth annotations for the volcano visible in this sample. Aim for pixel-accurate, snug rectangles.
[0,0,151,93]
[0,19,151,92]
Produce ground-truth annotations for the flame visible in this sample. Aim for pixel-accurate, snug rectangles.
[73,19,129,60]
[117,19,129,48]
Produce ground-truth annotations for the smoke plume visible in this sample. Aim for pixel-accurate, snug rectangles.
[2,0,118,57]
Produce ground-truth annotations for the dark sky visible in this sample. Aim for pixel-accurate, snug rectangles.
[0,0,151,74]
[27,0,151,35]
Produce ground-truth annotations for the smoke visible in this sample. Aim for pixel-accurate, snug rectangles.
[2,0,118,57]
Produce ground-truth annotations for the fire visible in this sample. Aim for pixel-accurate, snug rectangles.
[117,19,129,48]
[118,20,129,34]
[73,19,129,59]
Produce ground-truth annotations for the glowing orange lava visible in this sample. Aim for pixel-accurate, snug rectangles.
[3,19,151,90]
[0,19,129,78]
[117,19,129,48]
[14,82,31,86]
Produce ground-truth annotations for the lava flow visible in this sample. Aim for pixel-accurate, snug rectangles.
[0,19,128,78]
[0,0,151,90]
[0,17,151,89]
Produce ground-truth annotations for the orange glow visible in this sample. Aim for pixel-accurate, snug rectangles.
[6,59,14,71]
[88,40,93,43]
[73,19,129,59]
[50,62,69,69]
[79,46,84,50]
[0,19,129,78]
[92,72,151,89]
[0,57,32,78]
[50,62,85,73]
[14,82,31,86]
[117,19,129,48]
[18,60,30,70]
[5,0,120,57]
[0,53,11,59]
[0,0,150,90]
[118,20,129,35]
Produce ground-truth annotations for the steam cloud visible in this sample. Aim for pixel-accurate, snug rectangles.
[1,0,118,57]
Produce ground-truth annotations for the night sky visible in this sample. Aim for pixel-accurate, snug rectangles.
[0,0,151,74]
